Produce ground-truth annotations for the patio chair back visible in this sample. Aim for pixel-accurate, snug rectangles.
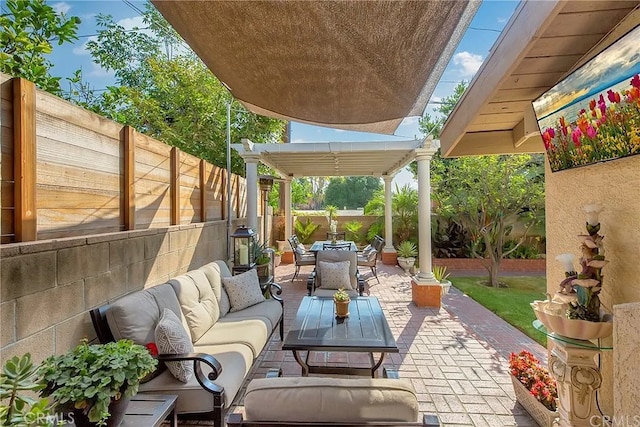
[358,248,379,283]
[289,235,315,281]
[322,242,351,250]
[315,250,358,291]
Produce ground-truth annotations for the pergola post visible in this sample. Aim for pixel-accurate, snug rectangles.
[282,177,294,263]
[411,141,441,308]
[244,154,260,235]
[381,174,397,265]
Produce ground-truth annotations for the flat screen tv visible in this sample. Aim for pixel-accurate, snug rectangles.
[532,24,640,172]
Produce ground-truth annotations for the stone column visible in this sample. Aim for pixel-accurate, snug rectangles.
[549,341,603,427]
[381,174,397,265]
[411,143,440,307]
[244,155,259,234]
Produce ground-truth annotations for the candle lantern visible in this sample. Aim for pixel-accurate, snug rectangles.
[231,225,256,272]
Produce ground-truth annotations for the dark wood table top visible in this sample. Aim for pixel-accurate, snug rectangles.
[120,394,177,427]
[283,296,398,353]
[309,240,358,252]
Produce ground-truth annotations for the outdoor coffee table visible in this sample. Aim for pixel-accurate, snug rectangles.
[283,296,398,377]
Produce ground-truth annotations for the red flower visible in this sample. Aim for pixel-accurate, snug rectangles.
[631,74,640,89]
[589,99,596,111]
[607,89,621,103]
[509,351,557,411]
[145,342,159,357]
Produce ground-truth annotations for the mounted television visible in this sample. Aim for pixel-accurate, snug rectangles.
[532,24,640,172]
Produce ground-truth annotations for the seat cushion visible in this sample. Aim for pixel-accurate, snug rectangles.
[318,260,351,290]
[155,308,194,382]
[222,269,265,312]
[244,377,418,422]
[106,283,182,345]
[139,343,254,412]
[194,318,269,358]
[220,299,282,332]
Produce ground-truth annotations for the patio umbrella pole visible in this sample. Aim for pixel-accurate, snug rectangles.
[226,101,232,261]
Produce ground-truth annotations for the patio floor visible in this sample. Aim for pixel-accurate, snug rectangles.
[215,262,546,426]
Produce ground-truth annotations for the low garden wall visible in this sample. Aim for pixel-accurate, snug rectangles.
[433,258,546,273]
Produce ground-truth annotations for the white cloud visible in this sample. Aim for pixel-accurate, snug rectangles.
[497,17,508,24]
[72,38,93,56]
[52,2,71,15]
[88,63,114,78]
[117,16,146,31]
[453,51,484,78]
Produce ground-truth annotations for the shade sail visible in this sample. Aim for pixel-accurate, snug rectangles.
[152,0,480,134]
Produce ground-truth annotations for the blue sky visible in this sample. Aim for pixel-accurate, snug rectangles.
[46,0,519,187]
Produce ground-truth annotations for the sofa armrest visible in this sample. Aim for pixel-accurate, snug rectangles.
[158,352,224,393]
[266,282,283,304]
[306,271,317,296]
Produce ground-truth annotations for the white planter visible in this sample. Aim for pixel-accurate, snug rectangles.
[439,279,451,296]
[274,255,282,267]
[397,257,415,273]
[531,301,613,340]
[276,240,288,252]
[511,375,558,427]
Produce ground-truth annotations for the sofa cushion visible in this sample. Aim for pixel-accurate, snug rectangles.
[195,318,269,357]
[155,308,194,382]
[199,261,232,316]
[318,260,351,290]
[169,272,218,342]
[316,250,358,290]
[139,343,254,413]
[222,269,265,312]
[105,283,182,345]
[313,288,359,299]
[219,299,282,332]
[244,377,418,422]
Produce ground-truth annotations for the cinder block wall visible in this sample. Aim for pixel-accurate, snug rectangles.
[0,221,234,364]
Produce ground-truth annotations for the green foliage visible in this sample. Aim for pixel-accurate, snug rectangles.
[291,178,313,209]
[333,288,350,302]
[452,276,548,346]
[396,241,417,258]
[39,340,157,426]
[325,205,338,223]
[253,241,270,265]
[503,240,541,259]
[431,217,473,258]
[0,354,52,426]
[324,177,382,209]
[432,266,450,282]
[418,81,468,139]
[0,0,80,94]
[344,220,363,244]
[294,217,320,244]
[364,185,418,245]
[72,6,284,175]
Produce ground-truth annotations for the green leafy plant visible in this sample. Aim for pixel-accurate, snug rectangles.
[39,340,157,426]
[344,220,363,244]
[252,241,270,265]
[396,241,417,258]
[432,265,450,282]
[294,217,320,244]
[0,354,53,426]
[333,288,350,302]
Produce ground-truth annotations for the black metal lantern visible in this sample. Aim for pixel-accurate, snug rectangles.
[231,225,256,270]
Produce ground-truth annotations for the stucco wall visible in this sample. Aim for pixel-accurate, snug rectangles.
[545,155,640,417]
[0,220,235,365]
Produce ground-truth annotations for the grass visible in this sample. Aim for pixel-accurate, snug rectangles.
[451,276,548,346]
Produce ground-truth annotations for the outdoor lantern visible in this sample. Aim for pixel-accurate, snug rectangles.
[231,225,256,270]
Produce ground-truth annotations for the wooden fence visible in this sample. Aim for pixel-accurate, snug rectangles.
[0,74,247,243]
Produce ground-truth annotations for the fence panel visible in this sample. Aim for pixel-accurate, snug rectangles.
[179,151,201,224]
[135,132,172,229]
[0,75,14,243]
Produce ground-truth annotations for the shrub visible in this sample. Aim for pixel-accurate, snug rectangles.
[508,350,557,411]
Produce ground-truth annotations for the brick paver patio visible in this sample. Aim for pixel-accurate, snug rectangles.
[220,261,547,426]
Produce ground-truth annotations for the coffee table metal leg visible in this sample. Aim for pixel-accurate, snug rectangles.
[292,350,310,376]
[370,352,386,377]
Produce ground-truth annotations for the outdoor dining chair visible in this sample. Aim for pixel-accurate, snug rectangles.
[289,236,316,281]
[322,242,352,250]
[307,250,364,297]
[357,248,380,283]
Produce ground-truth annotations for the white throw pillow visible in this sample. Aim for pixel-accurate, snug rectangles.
[222,269,266,312]
[155,308,194,383]
[318,260,351,290]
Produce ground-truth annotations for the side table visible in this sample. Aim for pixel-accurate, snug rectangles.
[120,394,178,427]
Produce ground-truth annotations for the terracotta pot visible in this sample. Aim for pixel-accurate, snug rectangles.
[72,396,130,427]
[510,375,558,427]
[334,299,350,318]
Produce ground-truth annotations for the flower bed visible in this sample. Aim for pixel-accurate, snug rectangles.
[509,350,558,427]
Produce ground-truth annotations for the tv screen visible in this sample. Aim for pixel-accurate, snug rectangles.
[532,24,640,172]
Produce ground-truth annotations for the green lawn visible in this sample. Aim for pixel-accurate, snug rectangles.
[451,276,548,346]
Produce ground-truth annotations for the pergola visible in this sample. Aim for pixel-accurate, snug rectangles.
[230,138,439,281]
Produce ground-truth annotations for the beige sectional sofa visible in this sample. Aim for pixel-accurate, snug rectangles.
[90,260,283,427]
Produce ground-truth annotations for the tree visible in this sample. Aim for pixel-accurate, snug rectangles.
[436,155,545,287]
[324,176,382,209]
[74,6,284,175]
[364,184,418,244]
[0,0,80,94]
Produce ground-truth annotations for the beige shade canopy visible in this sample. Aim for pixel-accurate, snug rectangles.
[152,0,480,134]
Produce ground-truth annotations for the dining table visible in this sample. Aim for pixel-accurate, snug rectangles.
[308,240,358,252]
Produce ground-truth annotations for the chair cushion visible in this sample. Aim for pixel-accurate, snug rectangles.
[318,260,351,290]
[220,299,282,332]
[222,269,266,312]
[169,273,219,342]
[244,377,419,422]
[139,343,254,412]
[198,261,232,316]
[155,308,194,383]
[195,318,269,357]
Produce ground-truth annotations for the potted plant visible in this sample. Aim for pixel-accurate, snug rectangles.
[39,339,157,427]
[273,248,283,267]
[508,350,558,427]
[433,265,452,295]
[252,242,272,280]
[333,288,351,318]
[1,354,53,426]
[396,241,417,273]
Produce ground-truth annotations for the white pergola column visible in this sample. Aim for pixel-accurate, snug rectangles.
[381,175,396,264]
[244,155,259,234]
[414,146,438,284]
[282,177,292,239]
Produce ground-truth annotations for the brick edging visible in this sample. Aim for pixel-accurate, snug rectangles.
[432,257,545,272]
